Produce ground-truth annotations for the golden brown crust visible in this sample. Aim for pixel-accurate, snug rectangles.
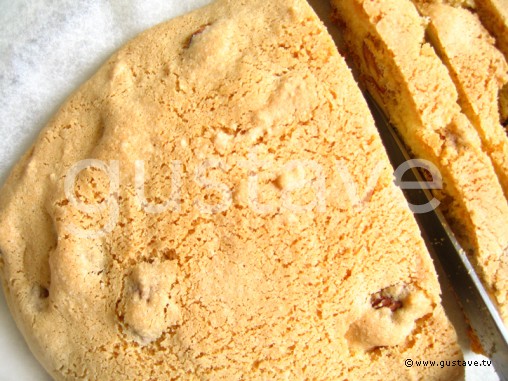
[0,0,461,379]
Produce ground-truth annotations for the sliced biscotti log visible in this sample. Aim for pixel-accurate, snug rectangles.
[412,1,508,198]
[439,0,508,144]
[437,0,508,128]
[331,0,508,324]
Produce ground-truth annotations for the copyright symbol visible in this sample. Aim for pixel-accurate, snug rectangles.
[405,359,413,367]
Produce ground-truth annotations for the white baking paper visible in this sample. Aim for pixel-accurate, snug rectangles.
[0,0,500,380]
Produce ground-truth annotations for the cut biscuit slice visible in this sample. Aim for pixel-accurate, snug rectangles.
[440,0,508,60]
[412,1,508,198]
[0,0,462,379]
[331,0,508,325]
[474,0,508,130]
[475,0,508,131]
[448,0,508,128]
[472,0,508,58]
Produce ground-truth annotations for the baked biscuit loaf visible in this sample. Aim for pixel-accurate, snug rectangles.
[331,0,508,324]
[0,0,462,380]
[412,1,508,197]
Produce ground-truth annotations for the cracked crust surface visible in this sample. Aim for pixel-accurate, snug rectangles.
[0,0,461,379]
[331,0,508,325]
